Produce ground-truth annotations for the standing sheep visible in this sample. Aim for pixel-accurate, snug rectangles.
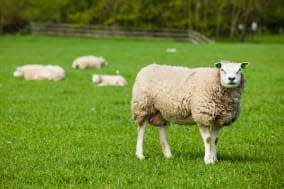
[131,61,249,164]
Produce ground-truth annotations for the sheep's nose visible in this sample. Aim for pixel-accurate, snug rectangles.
[228,77,235,81]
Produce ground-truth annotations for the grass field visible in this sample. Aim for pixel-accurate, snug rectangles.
[0,35,284,188]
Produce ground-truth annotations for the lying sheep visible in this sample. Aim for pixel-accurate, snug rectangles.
[13,64,43,77]
[92,74,127,86]
[43,65,65,81]
[13,64,65,81]
[131,61,249,164]
[72,55,107,69]
[166,48,176,53]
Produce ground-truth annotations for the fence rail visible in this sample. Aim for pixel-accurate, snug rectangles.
[31,23,213,43]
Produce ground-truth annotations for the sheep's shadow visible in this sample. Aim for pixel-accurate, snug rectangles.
[217,153,266,163]
[173,151,266,163]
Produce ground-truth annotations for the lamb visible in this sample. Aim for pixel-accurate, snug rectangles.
[72,55,108,69]
[13,64,65,81]
[92,74,127,86]
[131,61,249,164]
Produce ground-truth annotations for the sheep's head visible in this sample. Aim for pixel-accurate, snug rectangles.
[13,68,24,77]
[98,57,108,68]
[215,61,249,88]
[92,74,102,84]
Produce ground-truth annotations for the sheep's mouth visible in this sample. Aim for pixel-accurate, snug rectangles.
[222,82,238,88]
[228,81,236,85]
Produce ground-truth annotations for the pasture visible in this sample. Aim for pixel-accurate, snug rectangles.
[0,35,283,188]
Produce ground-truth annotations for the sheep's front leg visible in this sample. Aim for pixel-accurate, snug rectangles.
[159,125,172,158]
[199,125,220,164]
[136,122,147,160]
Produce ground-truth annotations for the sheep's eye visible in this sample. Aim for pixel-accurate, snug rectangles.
[236,68,241,73]
[220,68,226,73]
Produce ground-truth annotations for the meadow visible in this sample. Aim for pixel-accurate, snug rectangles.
[0,35,283,188]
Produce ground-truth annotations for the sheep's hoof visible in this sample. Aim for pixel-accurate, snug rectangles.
[204,155,218,165]
[164,153,173,159]
[136,154,145,160]
[204,160,216,165]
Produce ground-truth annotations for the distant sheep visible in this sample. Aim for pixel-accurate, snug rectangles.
[166,48,176,53]
[92,74,127,86]
[72,56,108,69]
[131,61,249,164]
[13,64,65,81]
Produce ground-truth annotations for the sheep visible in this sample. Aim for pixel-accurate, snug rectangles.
[42,65,65,81]
[13,64,65,81]
[131,61,249,164]
[13,64,43,78]
[92,74,127,86]
[166,48,176,53]
[72,55,108,69]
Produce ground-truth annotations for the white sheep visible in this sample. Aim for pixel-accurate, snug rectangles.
[92,74,127,86]
[13,64,65,81]
[131,61,249,164]
[166,48,176,53]
[43,65,65,81]
[13,64,43,78]
[72,55,108,69]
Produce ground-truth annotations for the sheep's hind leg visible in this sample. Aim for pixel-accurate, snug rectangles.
[199,125,220,164]
[136,122,147,160]
[159,125,172,158]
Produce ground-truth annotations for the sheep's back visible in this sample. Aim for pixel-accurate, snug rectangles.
[133,64,219,123]
[134,64,217,96]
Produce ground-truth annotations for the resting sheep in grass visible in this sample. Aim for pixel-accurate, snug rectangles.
[43,65,65,81]
[13,64,43,78]
[92,74,127,86]
[13,64,65,81]
[131,61,249,164]
[72,56,107,69]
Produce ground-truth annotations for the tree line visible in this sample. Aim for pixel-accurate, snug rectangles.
[0,0,283,38]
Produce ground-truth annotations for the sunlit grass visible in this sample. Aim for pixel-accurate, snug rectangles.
[0,35,283,188]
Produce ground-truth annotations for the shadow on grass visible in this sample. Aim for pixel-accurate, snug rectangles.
[173,151,266,163]
[218,153,267,163]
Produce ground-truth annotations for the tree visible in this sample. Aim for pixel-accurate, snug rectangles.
[0,0,26,34]
[1,0,283,37]
[22,0,69,23]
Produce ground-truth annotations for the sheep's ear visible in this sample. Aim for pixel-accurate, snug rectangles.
[215,62,222,68]
[241,62,249,69]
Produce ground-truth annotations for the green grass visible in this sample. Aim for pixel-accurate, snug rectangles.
[0,35,284,188]
[253,33,284,43]
[216,33,284,44]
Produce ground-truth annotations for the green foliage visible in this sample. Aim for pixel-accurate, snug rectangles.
[0,0,26,24]
[1,0,284,36]
[0,35,284,188]
[21,0,68,22]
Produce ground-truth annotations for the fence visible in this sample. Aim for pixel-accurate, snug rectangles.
[31,23,213,43]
